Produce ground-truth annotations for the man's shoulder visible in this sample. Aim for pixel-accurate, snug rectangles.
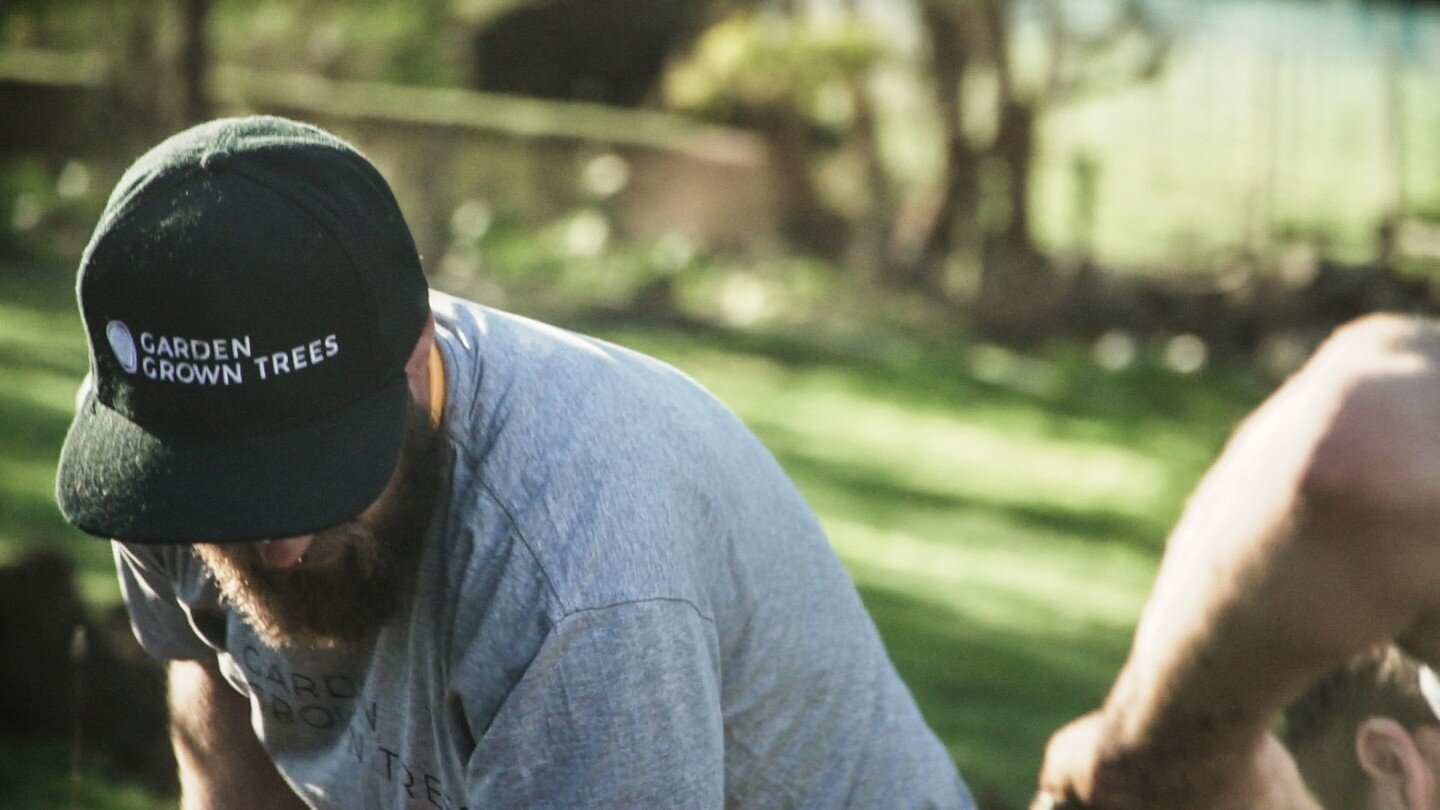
[431,290,708,398]
[433,290,761,489]
[429,292,773,614]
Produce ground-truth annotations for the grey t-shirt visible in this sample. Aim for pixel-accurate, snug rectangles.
[117,291,974,808]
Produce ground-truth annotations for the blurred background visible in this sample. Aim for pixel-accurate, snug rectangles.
[3,0,1439,806]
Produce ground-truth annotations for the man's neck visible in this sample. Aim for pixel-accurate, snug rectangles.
[429,343,446,427]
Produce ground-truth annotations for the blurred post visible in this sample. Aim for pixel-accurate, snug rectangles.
[177,0,212,125]
[1382,38,1406,224]
[1071,153,1099,261]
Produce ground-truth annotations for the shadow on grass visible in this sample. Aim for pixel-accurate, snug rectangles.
[584,316,1269,442]
[0,383,76,462]
[858,576,1129,807]
[772,445,1164,552]
[0,340,87,379]
[2,261,1191,808]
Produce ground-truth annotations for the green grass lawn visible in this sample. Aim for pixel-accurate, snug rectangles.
[599,323,1268,803]
[0,260,1270,807]
[0,262,120,606]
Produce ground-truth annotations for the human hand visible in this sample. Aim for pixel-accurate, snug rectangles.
[1031,711,1322,810]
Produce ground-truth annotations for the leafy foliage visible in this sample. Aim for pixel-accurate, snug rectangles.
[665,11,885,124]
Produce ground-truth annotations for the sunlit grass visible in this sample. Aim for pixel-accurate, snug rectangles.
[0,264,1268,806]
[0,364,82,414]
[0,266,117,609]
[597,324,1263,801]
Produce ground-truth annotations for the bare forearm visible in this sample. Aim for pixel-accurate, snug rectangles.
[168,659,307,810]
[1109,494,1381,757]
[1083,317,1440,800]
[1099,514,1388,792]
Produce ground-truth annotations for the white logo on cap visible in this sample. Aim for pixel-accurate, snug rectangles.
[106,321,138,374]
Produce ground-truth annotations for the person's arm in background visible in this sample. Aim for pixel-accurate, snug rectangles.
[168,657,307,810]
[111,544,308,808]
[1037,315,1440,809]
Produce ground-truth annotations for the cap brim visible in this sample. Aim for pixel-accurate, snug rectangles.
[56,374,410,543]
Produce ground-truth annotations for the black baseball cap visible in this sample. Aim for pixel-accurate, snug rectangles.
[56,116,429,543]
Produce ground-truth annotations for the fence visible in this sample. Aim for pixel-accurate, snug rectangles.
[0,50,779,276]
[1032,0,1440,269]
[9,0,1440,275]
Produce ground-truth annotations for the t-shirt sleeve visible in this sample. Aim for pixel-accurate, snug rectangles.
[463,599,725,808]
[113,542,216,662]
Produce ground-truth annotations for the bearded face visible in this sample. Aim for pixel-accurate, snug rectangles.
[194,401,442,649]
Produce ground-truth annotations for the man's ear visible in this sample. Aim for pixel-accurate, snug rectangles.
[1357,717,1434,809]
[404,315,436,406]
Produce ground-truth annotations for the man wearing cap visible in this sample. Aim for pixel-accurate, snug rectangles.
[57,116,972,808]
[1033,316,1440,808]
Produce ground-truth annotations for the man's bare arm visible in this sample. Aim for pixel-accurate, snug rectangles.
[168,658,307,810]
[1037,315,1440,808]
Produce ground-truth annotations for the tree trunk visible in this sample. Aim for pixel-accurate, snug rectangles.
[907,0,979,295]
[842,71,891,286]
[470,0,713,107]
[977,0,1037,253]
[995,99,1036,251]
[752,99,849,258]
[973,0,1062,342]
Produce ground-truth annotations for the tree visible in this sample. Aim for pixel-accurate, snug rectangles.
[467,0,729,107]
[908,0,1168,337]
[664,10,882,259]
[905,0,979,296]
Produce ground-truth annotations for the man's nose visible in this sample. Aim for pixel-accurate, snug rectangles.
[256,535,314,568]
